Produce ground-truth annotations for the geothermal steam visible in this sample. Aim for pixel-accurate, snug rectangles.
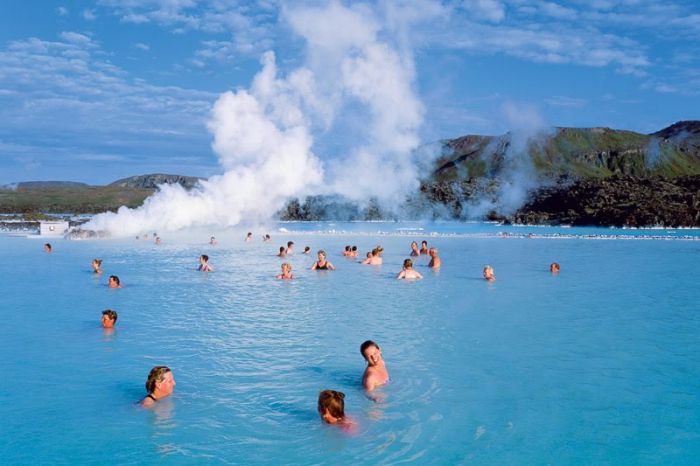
[85,2,426,237]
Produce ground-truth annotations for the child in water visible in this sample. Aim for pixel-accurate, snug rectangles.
[198,255,213,272]
[318,390,356,432]
[277,263,293,280]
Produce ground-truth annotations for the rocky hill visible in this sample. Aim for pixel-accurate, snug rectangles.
[109,174,202,190]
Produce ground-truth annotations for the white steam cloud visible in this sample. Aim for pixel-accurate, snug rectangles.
[85,1,430,237]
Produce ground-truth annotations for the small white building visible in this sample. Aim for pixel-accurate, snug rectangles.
[40,220,69,236]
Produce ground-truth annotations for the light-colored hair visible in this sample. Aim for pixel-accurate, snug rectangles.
[281,262,291,272]
[145,366,171,394]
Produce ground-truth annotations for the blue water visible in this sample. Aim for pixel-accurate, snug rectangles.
[1,222,699,464]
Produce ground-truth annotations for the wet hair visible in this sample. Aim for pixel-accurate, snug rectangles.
[201,254,209,262]
[265,234,271,239]
[376,246,384,254]
[287,241,294,247]
[360,340,379,359]
[281,262,291,272]
[421,240,428,246]
[145,366,171,394]
[345,245,351,252]
[429,247,437,254]
[370,248,378,256]
[247,232,252,236]
[317,249,326,258]
[550,262,560,272]
[44,243,52,250]
[102,309,118,323]
[318,390,345,420]
[109,275,120,286]
[366,251,373,258]
[279,246,286,253]
[304,246,310,252]
[93,258,103,266]
[351,246,357,252]
[411,241,418,247]
[403,258,413,269]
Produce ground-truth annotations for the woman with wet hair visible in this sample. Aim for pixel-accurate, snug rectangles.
[311,250,335,270]
[141,366,175,407]
[92,259,103,274]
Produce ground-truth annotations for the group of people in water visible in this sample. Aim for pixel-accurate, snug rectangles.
[43,230,559,429]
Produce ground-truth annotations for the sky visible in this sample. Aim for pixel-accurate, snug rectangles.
[0,0,699,185]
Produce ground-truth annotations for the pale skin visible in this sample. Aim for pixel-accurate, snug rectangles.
[101,314,115,329]
[311,252,335,270]
[428,248,441,269]
[277,264,293,280]
[108,277,121,289]
[198,256,213,272]
[483,266,495,282]
[141,371,176,407]
[410,242,420,256]
[362,345,390,391]
[92,260,102,274]
[397,266,423,280]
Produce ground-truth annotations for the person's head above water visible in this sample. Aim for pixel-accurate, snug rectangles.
[318,390,345,424]
[317,250,327,260]
[108,275,121,288]
[200,254,209,262]
[44,243,52,253]
[303,246,311,254]
[403,258,413,269]
[550,262,560,273]
[360,340,382,365]
[92,258,103,272]
[287,241,294,248]
[144,366,175,403]
[483,265,495,281]
[101,309,118,328]
[278,246,286,256]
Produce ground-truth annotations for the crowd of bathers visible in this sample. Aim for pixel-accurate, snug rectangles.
[41,232,560,430]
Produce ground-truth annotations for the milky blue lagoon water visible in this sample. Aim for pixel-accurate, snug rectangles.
[1,222,699,464]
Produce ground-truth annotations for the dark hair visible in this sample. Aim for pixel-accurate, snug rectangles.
[145,366,171,394]
[345,245,351,251]
[201,254,209,262]
[287,241,294,247]
[102,309,118,322]
[360,340,379,359]
[44,243,52,250]
[279,246,286,252]
[351,246,357,251]
[403,258,413,269]
[318,390,345,419]
[109,275,120,285]
[304,246,310,252]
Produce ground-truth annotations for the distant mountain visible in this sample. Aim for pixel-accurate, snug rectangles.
[15,181,89,189]
[109,174,203,190]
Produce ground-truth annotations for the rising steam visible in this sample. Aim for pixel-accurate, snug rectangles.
[85,1,428,237]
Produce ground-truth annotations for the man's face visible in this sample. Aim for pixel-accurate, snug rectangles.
[363,345,382,366]
[108,277,118,288]
[157,371,176,395]
[101,314,115,328]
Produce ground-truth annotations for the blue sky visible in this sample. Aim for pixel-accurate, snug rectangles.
[0,0,699,184]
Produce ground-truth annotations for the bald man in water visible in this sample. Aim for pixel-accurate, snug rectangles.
[361,340,390,391]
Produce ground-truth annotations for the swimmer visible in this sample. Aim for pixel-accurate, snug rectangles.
[360,250,373,265]
[318,390,356,431]
[375,245,384,257]
[420,240,429,255]
[92,258,103,274]
[141,366,175,407]
[550,262,560,273]
[303,246,311,254]
[350,246,358,257]
[263,234,271,242]
[277,262,293,280]
[278,246,287,257]
[409,241,420,257]
[343,245,352,256]
[361,249,382,265]
[198,254,213,272]
[44,243,52,253]
[428,247,441,269]
[361,340,390,391]
[311,250,335,270]
[101,309,118,328]
[210,236,217,245]
[483,265,495,282]
[286,241,295,254]
[245,232,253,242]
[155,236,161,245]
[397,258,423,280]
[108,275,122,288]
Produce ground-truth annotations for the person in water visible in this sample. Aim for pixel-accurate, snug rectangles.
[141,366,175,407]
[317,390,355,430]
[210,236,217,245]
[92,258,103,274]
[44,243,52,253]
[343,245,352,256]
[286,241,295,254]
[361,340,390,391]
[420,240,429,255]
[311,250,335,270]
[198,254,213,272]
[361,248,382,265]
[303,246,311,254]
[155,236,161,245]
[350,246,358,257]
[263,234,271,242]
[428,247,441,269]
[101,309,118,328]
[483,265,495,282]
[278,246,287,257]
[108,275,122,288]
[245,232,253,242]
[277,262,293,280]
[397,258,423,280]
[409,241,420,256]
[550,262,560,273]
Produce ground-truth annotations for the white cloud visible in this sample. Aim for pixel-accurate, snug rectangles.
[134,42,150,51]
[83,9,97,21]
[462,0,506,23]
[57,6,69,16]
